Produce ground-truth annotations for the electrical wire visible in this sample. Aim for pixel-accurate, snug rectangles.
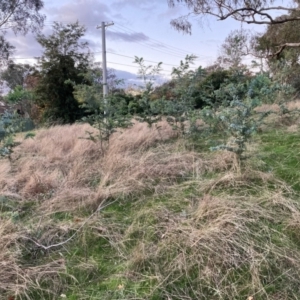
[114,23,212,60]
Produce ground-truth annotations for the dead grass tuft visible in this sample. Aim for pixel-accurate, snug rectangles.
[1,121,202,215]
[108,119,176,154]
[0,219,66,298]
[255,100,300,113]
[95,144,201,203]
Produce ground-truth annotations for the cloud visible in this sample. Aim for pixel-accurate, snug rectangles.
[106,31,149,43]
[157,5,186,19]
[111,0,159,11]
[7,32,42,59]
[45,0,111,24]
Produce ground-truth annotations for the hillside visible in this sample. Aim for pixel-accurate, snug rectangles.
[1,112,300,299]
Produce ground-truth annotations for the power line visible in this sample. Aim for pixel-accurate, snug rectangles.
[10,51,175,72]
[109,25,211,67]
[114,23,212,61]
[108,27,185,59]
[114,24,193,57]
[1,20,212,65]
[111,26,194,59]
[107,52,178,67]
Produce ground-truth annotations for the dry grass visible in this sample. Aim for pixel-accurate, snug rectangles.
[118,175,300,299]
[0,120,204,297]
[0,120,205,215]
[1,117,300,298]
[0,219,66,299]
[255,100,300,113]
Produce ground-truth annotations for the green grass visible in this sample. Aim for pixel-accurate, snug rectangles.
[260,130,300,192]
[4,126,300,300]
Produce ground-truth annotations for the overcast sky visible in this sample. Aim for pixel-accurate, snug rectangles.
[8,0,266,85]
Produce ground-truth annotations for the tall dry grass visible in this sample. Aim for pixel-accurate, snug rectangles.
[1,120,208,214]
[0,118,243,298]
[2,117,298,298]
[0,120,207,297]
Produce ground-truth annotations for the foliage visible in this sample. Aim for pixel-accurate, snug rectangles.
[35,22,90,124]
[0,0,45,66]
[5,85,35,103]
[0,36,14,68]
[193,69,229,108]
[253,10,300,94]
[216,29,249,70]
[72,62,124,110]
[209,73,294,166]
[72,64,132,149]
[167,0,300,33]
[210,99,269,163]
[255,11,300,59]
[81,94,132,150]
[0,111,31,158]
[132,56,165,128]
[1,63,36,89]
[134,56,163,93]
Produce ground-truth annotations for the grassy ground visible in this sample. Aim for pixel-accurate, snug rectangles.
[1,113,300,299]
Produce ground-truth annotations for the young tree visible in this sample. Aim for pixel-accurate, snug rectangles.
[217,29,249,70]
[35,22,90,123]
[0,0,45,65]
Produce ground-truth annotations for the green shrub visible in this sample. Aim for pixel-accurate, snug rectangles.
[5,85,35,103]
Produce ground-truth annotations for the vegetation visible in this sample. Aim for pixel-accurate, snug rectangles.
[2,1,300,299]
[1,104,300,298]
[34,22,90,123]
[0,0,45,66]
[1,63,36,90]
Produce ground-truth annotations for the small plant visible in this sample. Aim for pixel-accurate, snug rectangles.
[0,111,26,158]
[132,56,164,130]
[134,56,163,94]
[210,99,269,165]
[81,95,132,150]
[70,66,132,150]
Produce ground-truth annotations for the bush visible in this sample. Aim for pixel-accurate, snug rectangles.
[5,85,34,103]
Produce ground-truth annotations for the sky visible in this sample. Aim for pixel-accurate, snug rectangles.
[7,0,267,86]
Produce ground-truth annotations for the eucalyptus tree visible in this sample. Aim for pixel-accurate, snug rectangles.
[1,63,36,89]
[0,0,45,66]
[167,0,300,56]
[216,29,250,70]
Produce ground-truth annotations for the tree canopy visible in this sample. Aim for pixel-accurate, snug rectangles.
[0,0,44,33]
[35,22,90,123]
[0,0,45,66]
[168,0,300,32]
[1,63,35,89]
[168,0,300,57]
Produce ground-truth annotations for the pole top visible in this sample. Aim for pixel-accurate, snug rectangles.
[96,21,114,29]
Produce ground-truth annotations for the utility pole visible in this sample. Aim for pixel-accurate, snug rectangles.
[96,21,114,100]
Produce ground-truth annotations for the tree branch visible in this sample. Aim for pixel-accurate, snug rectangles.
[0,0,20,28]
[218,6,300,24]
[269,43,300,58]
